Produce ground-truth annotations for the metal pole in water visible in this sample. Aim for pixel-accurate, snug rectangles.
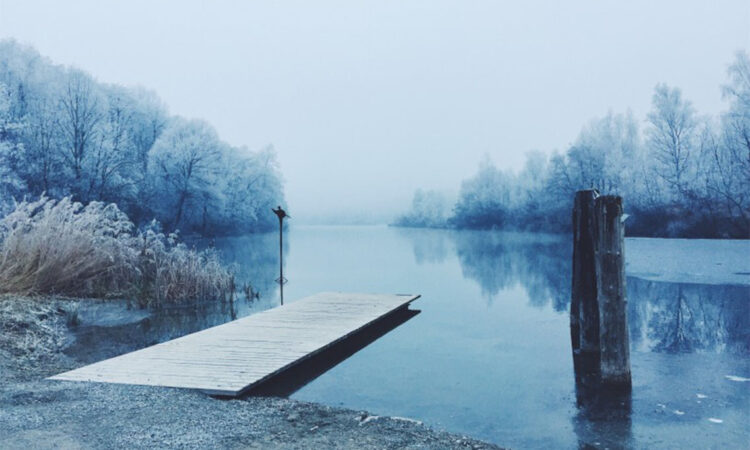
[279,216,283,305]
[272,206,288,305]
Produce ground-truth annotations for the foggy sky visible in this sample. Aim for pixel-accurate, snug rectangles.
[1,0,748,223]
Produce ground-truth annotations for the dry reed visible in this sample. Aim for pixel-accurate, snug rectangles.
[0,197,233,307]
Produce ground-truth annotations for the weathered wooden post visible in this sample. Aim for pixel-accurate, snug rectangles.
[571,191,631,389]
[571,190,600,359]
[594,195,631,387]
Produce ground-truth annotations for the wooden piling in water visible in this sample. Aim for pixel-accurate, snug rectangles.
[571,190,631,388]
[594,195,631,386]
[571,190,600,356]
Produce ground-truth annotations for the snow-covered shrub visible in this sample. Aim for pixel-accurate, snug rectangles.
[0,197,233,306]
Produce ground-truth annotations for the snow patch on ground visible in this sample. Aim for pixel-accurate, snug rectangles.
[357,414,423,426]
[358,414,380,426]
[392,416,424,425]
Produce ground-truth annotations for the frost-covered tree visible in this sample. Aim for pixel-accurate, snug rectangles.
[0,39,285,236]
[150,118,222,231]
[127,87,168,174]
[22,94,62,195]
[58,70,103,196]
[706,51,750,233]
[394,189,448,228]
[416,60,749,237]
[646,84,698,203]
[83,87,138,203]
[0,82,25,215]
[552,112,641,196]
[451,156,516,229]
[220,145,284,233]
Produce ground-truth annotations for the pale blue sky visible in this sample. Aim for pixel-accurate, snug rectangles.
[1,0,748,222]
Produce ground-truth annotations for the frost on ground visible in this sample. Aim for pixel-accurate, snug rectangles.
[626,238,750,286]
[0,295,78,382]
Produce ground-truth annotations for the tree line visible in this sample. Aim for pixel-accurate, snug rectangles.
[396,51,750,238]
[0,40,284,236]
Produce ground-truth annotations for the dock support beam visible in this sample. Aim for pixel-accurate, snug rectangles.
[571,190,631,389]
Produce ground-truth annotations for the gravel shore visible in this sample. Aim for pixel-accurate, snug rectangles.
[0,295,502,449]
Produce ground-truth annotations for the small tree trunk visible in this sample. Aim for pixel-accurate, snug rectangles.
[595,195,631,386]
[174,191,187,230]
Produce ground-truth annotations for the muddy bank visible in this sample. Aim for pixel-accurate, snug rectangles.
[0,295,501,449]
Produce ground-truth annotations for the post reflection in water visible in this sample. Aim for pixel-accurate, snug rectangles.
[571,350,633,449]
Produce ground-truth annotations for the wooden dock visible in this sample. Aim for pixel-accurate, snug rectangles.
[49,292,420,396]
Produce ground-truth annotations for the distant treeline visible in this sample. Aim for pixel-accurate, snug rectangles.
[0,40,284,237]
[395,51,750,238]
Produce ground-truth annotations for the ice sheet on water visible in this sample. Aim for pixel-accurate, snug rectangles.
[626,238,750,286]
[725,375,750,382]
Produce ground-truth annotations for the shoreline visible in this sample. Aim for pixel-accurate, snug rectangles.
[0,295,501,449]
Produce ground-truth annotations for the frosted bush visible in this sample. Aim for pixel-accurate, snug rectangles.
[0,197,233,306]
[136,223,234,306]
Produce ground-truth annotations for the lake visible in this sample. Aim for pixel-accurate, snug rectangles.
[68,226,750,448]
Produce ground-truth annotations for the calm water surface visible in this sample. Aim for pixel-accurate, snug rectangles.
[70,226,750,449]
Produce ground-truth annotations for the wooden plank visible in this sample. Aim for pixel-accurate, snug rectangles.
[49,292,420,396]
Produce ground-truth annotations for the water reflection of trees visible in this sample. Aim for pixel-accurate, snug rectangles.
[395,227,450,265]
[451,230,571,311]
[209,232,282,298]
[628,280,749,354]
[408,229,749,355]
